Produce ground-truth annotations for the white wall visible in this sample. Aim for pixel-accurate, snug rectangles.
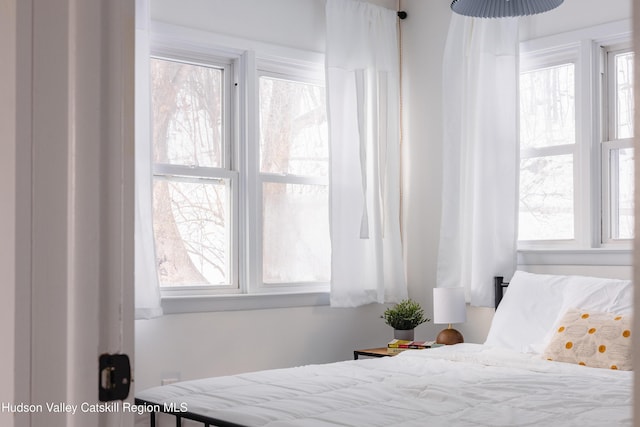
[151,0,396,53]
[519,0,631,40]
[151,0,326,52]
[135,303,437,389]
[399,0,453,347]
[135,0,412,392]
[401,0,632,345]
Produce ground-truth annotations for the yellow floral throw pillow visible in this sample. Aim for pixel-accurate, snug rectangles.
[542,308,632,371]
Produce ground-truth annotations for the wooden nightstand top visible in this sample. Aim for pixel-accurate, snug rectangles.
[354,343,439,359]
[353,347,394,359]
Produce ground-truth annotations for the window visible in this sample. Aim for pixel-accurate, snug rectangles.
[518,23,634,257]
[151,57,237,291]
[603,47,634,241]
[257,74,330,285]
[149,34,330,303]
[519,61,576,241]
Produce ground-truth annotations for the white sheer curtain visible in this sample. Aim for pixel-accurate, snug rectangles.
[135,0,163,319]
[325,0,407,307]
[436,14,519,307]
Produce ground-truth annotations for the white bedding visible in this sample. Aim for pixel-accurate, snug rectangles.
[135,344,632,427]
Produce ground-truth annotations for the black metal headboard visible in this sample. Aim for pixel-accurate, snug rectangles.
[494,276,509,309]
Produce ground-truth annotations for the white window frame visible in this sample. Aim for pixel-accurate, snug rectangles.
[149,22,330,312]
[150,52,240,296]
[248,58,330,295]
[518,46,582,248]
[517,20,633,266]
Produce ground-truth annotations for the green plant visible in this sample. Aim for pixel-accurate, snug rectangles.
[381,299,430,330]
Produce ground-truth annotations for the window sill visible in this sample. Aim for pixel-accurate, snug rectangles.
[517,248,632,266]
[160,291,330,314]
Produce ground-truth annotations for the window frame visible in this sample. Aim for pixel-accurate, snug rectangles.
[518,48,581,248]
[601,43,634,245]
[517,19,633,265]
[150,53,240,296]
[148,22,330,313]
[248,60,330,295]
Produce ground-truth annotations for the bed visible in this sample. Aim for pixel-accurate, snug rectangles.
[135,271,634,427]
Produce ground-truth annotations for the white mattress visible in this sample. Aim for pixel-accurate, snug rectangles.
[135,344,632,427]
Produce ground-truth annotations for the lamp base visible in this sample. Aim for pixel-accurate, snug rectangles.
[436,328,464,345]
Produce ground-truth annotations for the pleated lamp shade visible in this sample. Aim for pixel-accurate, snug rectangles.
[451,0,563,18]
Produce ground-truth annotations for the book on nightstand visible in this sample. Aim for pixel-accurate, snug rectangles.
[386,339,437,354]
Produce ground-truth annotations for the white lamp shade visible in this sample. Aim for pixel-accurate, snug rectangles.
[433,287,467,325]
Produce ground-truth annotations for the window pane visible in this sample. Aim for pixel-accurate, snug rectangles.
[153,179,230,286]
[259,76,328,176]
[262,183,330,283]
[610,148,634,239]
[151,58,223,168]
[615,52,635,139]
[520,63,575,149]
[519,155,574,240]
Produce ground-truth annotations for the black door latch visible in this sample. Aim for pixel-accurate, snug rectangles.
[99,353,131,401]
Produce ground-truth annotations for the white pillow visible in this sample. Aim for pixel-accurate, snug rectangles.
[484,271,568,353]
[485,271,633,354]
[562,275,632,315]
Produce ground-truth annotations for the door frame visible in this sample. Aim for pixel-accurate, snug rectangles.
[3,1,135,426]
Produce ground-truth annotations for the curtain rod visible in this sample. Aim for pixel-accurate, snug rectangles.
[397,10,407,19]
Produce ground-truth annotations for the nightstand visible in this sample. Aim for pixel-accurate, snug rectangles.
[353,347,395,360]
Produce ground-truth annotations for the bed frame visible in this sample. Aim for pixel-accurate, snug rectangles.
[136,276,510,427]
[494,276,509,308]
[134,397,246,427]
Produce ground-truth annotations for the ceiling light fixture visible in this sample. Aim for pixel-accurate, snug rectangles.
[450,0,564,18]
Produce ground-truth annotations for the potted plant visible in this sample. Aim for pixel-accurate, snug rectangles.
[381,299,430,341]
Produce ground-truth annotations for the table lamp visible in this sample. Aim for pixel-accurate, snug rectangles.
[433,287,466,345]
